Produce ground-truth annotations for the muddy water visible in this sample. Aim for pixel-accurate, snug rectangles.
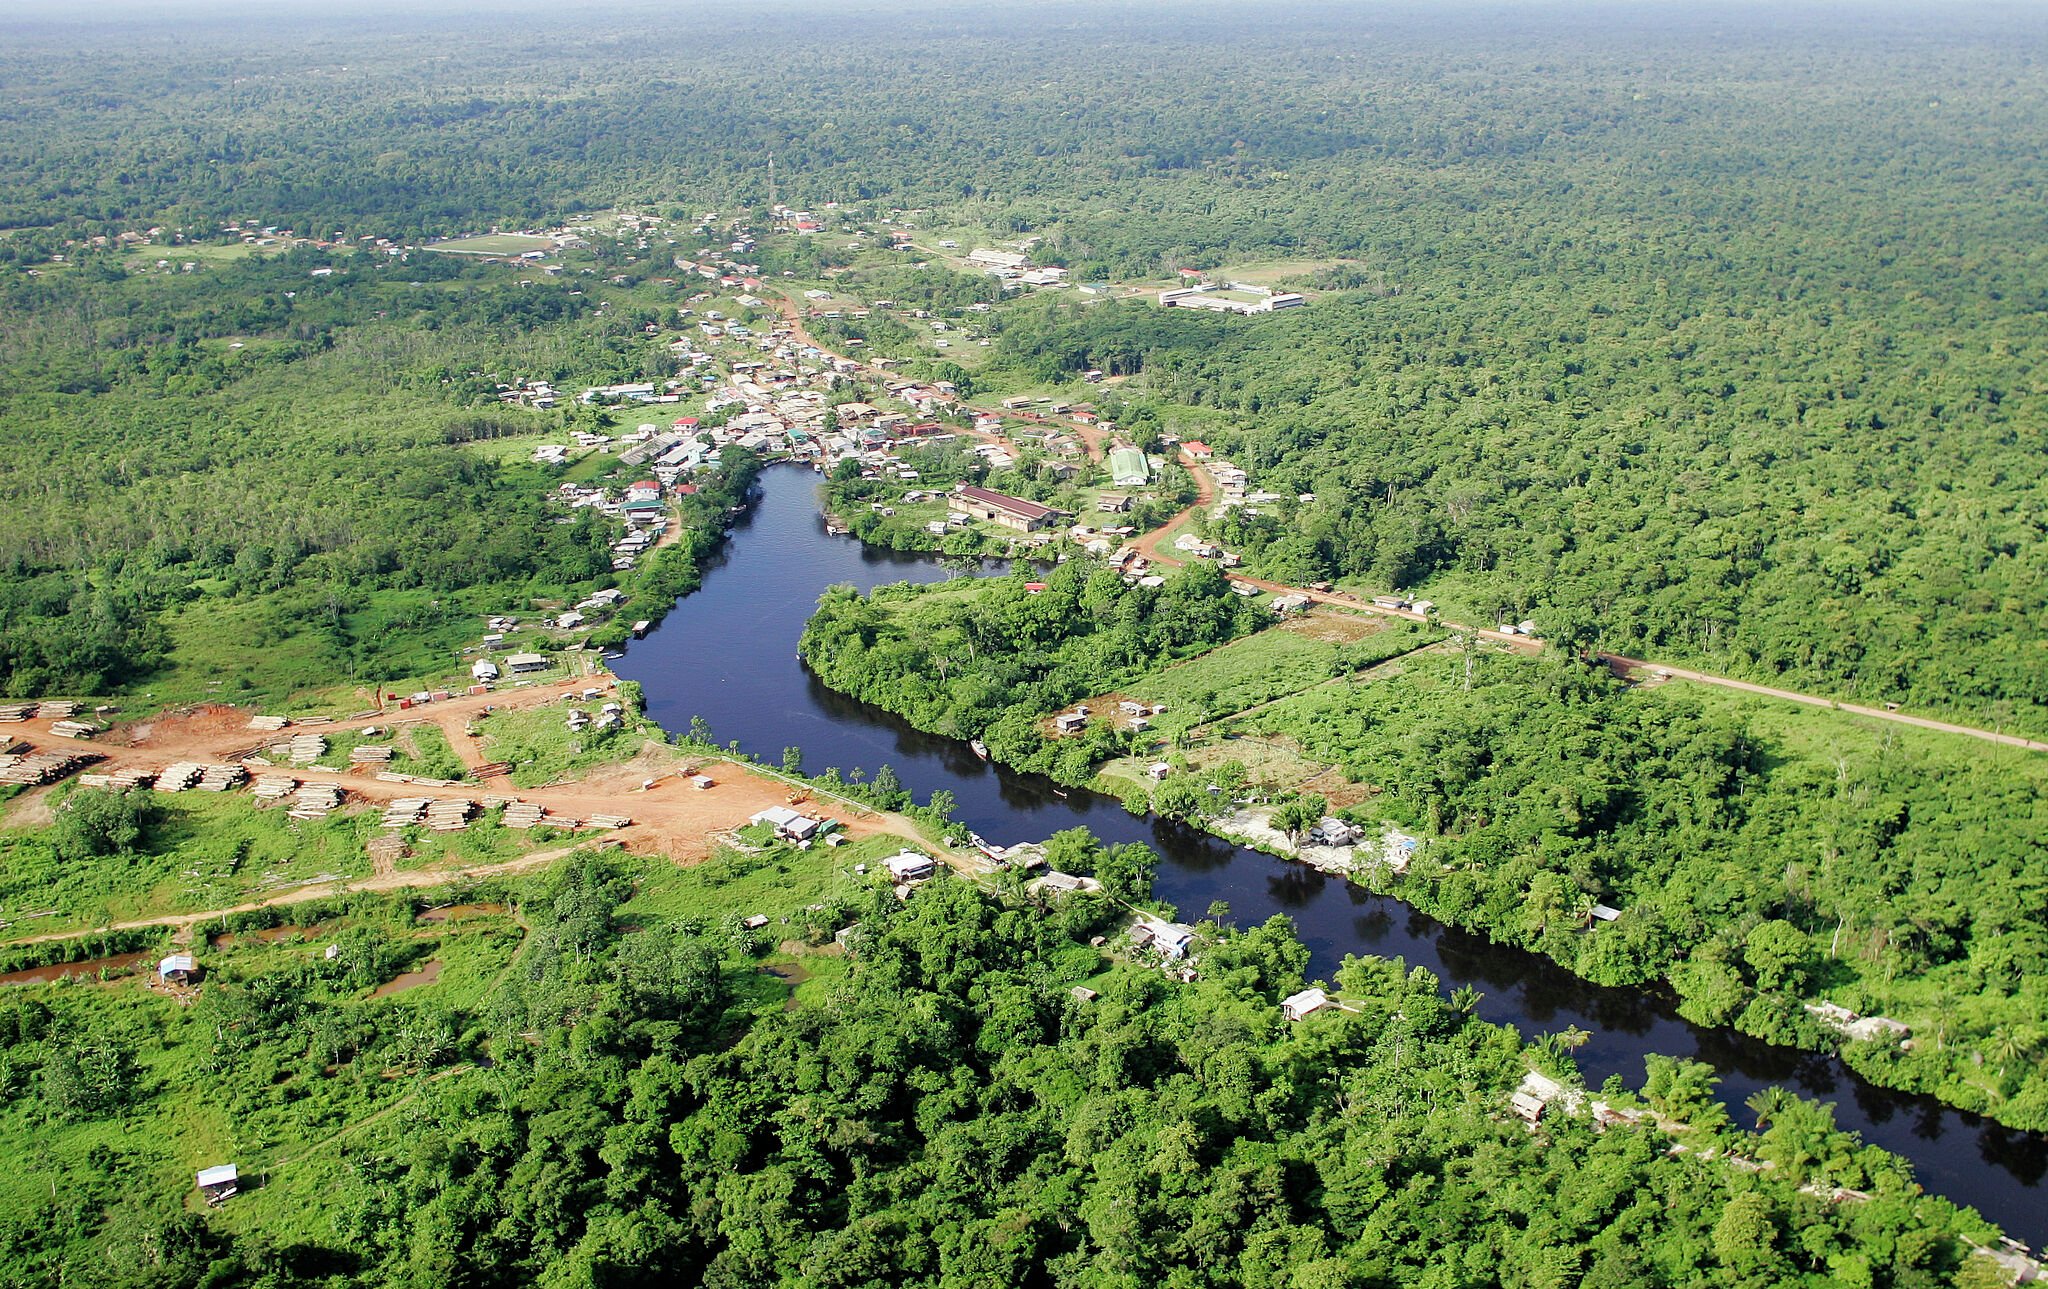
[0,951,153,985]
[369,959,444,999]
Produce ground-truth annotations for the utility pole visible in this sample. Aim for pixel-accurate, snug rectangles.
[767,151,777,222]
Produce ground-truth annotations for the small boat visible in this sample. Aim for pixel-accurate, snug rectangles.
[969,739,989,761]
[1051,788,1068,800]
[630,620,651,638]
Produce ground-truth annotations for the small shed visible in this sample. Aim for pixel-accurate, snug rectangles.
[158,954,200,984]
[1054,712,1089,735]
[196,1163,239,1205]
[1070,985,1099,1003]
[741,914,770,931]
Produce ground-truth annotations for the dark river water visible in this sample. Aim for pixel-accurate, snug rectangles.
[617,464,2046,1242]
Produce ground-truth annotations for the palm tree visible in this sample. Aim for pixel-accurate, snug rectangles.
[1746,1085,1793,1131]
[1985,1024,2034,1087]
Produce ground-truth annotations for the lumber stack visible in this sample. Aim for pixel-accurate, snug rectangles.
[194,765,247,792]
[349,745,394,765]
[0,750,94,786]
[534,815,582,830]
[250,774,300,801]
[106,766,155,790]
[500,802,546,829]
[48,720,102,740]
[423,799,476,832]
[0,704,35,723]
[38,701,80,720]
[247,715,291,732]
[587,813,632,830]
[287,733,327,764]
[156,763,205,792]
[380,797,430,828]
[287,782,344,821]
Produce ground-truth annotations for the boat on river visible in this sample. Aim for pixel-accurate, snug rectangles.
[969,738,989,760]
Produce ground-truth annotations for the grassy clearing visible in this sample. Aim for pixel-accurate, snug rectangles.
[0,788,375,937]
[0,908,520,1240]
[475,704,670,789]
[426,233,555,256]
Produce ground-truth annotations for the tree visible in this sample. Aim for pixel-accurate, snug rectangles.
[53,787,154,861]
[1744,920,1815,993]
[780,746,804,775]
[1712,1192,1779,1276]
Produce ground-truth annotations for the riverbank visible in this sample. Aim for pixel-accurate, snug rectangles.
[614,463,2048,1244]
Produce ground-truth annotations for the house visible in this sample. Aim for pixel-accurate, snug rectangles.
[158,954,200,984]
[1070,985,1099,1002]
[1109,446,1151,488]
[741,914,771,931]
[196,1164,239,1206]
[624,480,661,503]
[749,806,826,842]
[1132,917,1196,959]
[1097,493,1131,513]
[1370,595,1410,611]
[884,851,937,882]
[1281,988,1330,1021]
[1270,594,1312,616]
[1054,712,1089,735]
[1182,441,1214,461]
[949,485,1066,532]
[471,660,501,683]
[1147,762,1172,780]
[1307,817,1361,847]
[504,652,550,674]
[1589,904,1621,923]
[967,248,1028,270]
[1031,871,1103,896]
[556,611,585,630]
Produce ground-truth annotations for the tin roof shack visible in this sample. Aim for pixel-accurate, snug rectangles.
[158,953,201,985]
[196,1164,239,1206]
[504,652,550,674]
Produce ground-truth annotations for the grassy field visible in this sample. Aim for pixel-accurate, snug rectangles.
[1126,615,1438,729]
[425,233,555,256]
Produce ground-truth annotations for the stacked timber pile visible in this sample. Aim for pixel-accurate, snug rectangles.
[0,750,95,786]
[38,701,80,720]
[288,733,327,765]
[287,782,344,821]
[0,704,36,723]
[501,802,546,829]
[380,798,430,828]
[49,720,103,740]
[423,799,476,832]
[587,813,632,830]
[247,715,291,733]
[194,765,248,792]
[107,766,155,790]
[473,761,513,778]
[534,815,582,831]
[349,745,394,765]
[0,736,27,756]
[250,775,300,801]
[156,763,205,792]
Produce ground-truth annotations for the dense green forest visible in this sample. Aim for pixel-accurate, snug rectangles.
[0,241,757,700]
[5,1,2047,725]
[4,0,2048,1277]
[800,571,2048,1132]
[0,852,2014,1288]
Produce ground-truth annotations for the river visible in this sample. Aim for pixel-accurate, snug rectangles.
[617,463,2046,1242]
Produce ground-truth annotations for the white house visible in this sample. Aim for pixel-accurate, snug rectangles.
[1281,988,1330,1021]
[884,851,937,882]
[471,659,500,682]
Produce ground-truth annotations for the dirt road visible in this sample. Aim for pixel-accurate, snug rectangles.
[1599,655,2048,752]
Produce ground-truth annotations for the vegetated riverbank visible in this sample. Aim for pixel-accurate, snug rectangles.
[615,463,2047,1244]
[793,551,2048,1141]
